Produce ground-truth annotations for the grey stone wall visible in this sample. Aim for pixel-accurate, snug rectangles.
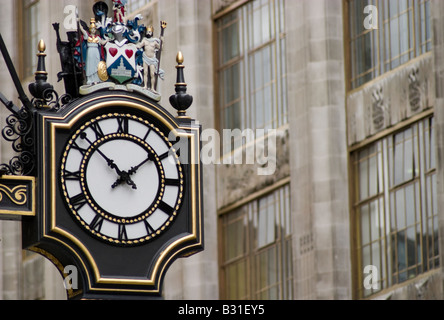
[157,0,219,300]
[285,0,351,300]
[430,0,444,301]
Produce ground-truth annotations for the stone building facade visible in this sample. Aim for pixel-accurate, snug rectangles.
[0,0,443,300]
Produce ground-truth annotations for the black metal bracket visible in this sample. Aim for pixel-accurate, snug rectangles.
[0,33,36,177]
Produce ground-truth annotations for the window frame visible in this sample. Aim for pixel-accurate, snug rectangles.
[218,180,293,300]
[350,115,439,299]
[344,0,432,92]
[213,0,288,155]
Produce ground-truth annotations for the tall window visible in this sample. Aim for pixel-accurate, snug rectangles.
[352,117,438,298]
[127,0,152,13]
[23,0,40,78]
[348,0,431,89]
[215,0,287,153]
[220,185,293,300]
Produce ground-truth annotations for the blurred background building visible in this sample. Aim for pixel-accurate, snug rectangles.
[0,0,443,300]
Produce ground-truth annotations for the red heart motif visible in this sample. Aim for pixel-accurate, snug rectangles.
[125,49,134,59]
[109,48,118,57]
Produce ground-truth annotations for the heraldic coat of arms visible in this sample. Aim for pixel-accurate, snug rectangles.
[54,0,166,101]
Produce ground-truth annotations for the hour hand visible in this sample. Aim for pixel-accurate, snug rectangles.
[112,171,137,190]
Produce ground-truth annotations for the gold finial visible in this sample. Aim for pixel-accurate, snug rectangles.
[176,51,184,65]
[38,39,46,53]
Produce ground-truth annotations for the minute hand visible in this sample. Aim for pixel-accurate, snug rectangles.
[128,154,151,176]
[80,133,123,175]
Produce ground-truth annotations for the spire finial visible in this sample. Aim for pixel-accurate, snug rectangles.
[38,39,46,53]
[170,51,193,119]
[28,39,54,101]
[176,51,184,65]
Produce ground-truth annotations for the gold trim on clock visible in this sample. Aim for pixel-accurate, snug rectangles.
[38,94,202,293]
[60,112,184,246]
[0,176,35,217]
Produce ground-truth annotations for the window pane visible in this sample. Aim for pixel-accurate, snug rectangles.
[218,13,241,65]
[348,0,431,89]
[216,0,287,154]
[221,185,292,300]
[354,118,438,298]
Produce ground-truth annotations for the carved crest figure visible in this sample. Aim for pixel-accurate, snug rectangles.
[78,18,109,85]
[105,25,137,84]
[136,24,166,92]
[113,0,128,25]
[54,1,166,99]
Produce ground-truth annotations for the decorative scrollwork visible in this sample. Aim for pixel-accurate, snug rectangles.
[0,184,27,206]
[0,151,35,177]
[1,107,33,153]
[32,88,73,111]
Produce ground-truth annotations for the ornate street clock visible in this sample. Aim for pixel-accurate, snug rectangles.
[0,1,203,300]
[24,90,203,299]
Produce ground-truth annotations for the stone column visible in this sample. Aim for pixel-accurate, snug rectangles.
[158,0,219,300]
[431,0,444,290]
[286,0,351,299]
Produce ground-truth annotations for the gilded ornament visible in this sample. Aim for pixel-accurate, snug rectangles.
[97,60,109,82]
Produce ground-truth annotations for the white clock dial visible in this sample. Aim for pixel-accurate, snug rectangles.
[60,113,184,246]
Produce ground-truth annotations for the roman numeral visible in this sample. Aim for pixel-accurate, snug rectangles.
[143,127,151,141]
[144,220,155,234]
[158,151,171,161]
[90,122,105,140]
[117,118,129,134]
[71,141,88,155]
[90,215,104,232]
[69,193,87,211]
[165,178,181,186]
[63,170,81,181]
[158,201,175,216]
[118,224,128,241]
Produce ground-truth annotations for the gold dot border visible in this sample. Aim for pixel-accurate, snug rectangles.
[60,113,184,246]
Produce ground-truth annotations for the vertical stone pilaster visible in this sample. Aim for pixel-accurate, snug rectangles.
[286,0,351,299]
[159,0,219,300]
[431,0,444,292]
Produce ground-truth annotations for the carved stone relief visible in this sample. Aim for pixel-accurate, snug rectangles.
[216,127,290,210]
[371,86,386,131]
[408,67,421,113]
[347,54,434,147]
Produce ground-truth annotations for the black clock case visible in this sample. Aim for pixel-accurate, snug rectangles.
[21,90,204,300]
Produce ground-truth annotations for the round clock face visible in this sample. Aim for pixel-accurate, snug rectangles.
[60,113,184,246]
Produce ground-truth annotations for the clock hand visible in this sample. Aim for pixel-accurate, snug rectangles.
[80,133,123,175]
[112,171,138,190]
[128,153,151,176]
[79,133,139,190]
[111,154,150,190]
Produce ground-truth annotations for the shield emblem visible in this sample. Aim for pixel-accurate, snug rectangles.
[105,41,137,84]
